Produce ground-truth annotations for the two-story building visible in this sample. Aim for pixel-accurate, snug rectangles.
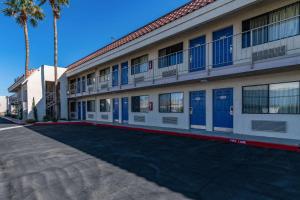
[66,0,300,140]
[8,65,68,121]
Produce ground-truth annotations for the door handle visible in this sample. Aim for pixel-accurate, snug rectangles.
[230,106,233,116]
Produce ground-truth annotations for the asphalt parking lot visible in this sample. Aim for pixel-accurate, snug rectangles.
[0,117,300,200]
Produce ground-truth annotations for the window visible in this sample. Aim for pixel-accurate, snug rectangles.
[131,55,148,75]
[100,99,110,112]
[87,100,95,112]
[131,95,149,113]
[70,102,76,112]
[243,85,269,114]
[158,43,183,68]
[87,73,95,85]
[100,68,110,82]
[242,2,300,48]
[77,78,81,93]
[159,92,184,113]
[242,81,300,114]
[269,82,300,114]
[82,77,86,92]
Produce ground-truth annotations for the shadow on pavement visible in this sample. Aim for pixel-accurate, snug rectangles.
[28,124,300,200]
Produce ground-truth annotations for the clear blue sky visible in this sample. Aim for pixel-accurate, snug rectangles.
[0,0,189,96]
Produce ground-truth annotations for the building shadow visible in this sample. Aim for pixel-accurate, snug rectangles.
[27,124,300,200]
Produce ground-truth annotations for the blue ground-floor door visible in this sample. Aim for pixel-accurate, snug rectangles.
[113,98,119,122]
[77,102,81,120]
[213,88,233,132]
[190,91,206,129]
[213,26,233,68]
[122,97,129,123]
[82,101,86,120]
[189,35,206,72]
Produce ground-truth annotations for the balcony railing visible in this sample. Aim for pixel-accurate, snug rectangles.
[68,15,300,97]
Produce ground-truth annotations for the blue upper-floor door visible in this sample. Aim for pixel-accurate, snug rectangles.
[213,26,233,68]
[189,35,206,72]
[112,65,119,87]
[121,62,128,85]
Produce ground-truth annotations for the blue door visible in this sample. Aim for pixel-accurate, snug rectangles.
[190,91,206,129]
[122,97,129,123]
[189,36,206,72]
[77,102,81,120]
[112,65,119,87]
[213,88,233,131]
[82,101,86,120]
[113,98,119,122]
[121,62,128,85]
[213,26,233,68]
[77,78,81,93]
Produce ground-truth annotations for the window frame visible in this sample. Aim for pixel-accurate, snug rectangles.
[87,100,96,112]
[242,81,300,114]
[131,95,149,113]
[99,99,110,112]
[131,55,149,75]
[158,42,184,68]
[159,92,184,113]
[242,2,300,48]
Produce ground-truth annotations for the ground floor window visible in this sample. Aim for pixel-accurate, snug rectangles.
[87,100,96,112]
[70,102,76,112]
[131,95,149,113]
[100,99,110,112]
[243,81,300,114]
[159,92,184,113]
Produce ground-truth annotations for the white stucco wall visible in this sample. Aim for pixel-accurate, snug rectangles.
[0,96,8,115]
[75,70,300,140]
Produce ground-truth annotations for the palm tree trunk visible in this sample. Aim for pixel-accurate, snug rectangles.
[24,22,29,78]
[53,15,58,119]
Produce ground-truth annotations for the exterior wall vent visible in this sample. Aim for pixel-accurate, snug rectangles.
[162,69,177,78]
[162,117,178,125]
[88,114,95,119]
[101,84,108,89]
[134,115,145,122]
[135,76,144,83]
[252,46,286,62]
[252,120,287,133]
[101,114,109,120]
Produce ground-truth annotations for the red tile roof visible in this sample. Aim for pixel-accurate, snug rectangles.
[67,0,215,71]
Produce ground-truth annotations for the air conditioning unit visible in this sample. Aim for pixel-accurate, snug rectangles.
[252,46,286,62]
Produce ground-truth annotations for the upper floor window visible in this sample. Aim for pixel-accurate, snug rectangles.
[158,43,183,68]
[242,2,300,48]
[159,92,184,113]
[100,68,110,82]
[131,95,149,113]
[242,81,300,114]
[87,100,96,112]
[131,55,148,75]
[100,99,110,112]
[87,73,95,86]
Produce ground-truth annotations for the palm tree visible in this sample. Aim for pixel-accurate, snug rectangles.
[39,0,69,119]
[3,0,44,78]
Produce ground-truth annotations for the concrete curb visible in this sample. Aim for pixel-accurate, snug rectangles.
[32,121,300,153]
[1,117,26,125]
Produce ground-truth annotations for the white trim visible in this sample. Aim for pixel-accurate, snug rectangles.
[214,127,233,132]
[191,125,206,130]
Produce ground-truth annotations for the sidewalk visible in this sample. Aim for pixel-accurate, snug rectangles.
[1,116,25,125]
[33,120,300,153]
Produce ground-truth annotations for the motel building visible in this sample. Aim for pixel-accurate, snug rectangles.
[8,65,68,121]
[66,0,300,140]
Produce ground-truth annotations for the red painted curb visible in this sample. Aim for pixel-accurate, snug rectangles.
[32,121,300,153]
